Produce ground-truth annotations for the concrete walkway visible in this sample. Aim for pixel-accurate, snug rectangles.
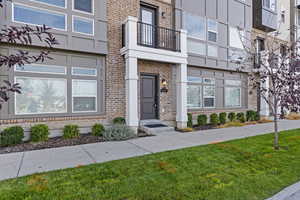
[1,120,300,182]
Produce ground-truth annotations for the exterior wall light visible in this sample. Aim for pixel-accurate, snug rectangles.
[161,79,168,93]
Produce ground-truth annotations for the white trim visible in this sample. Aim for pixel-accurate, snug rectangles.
[14,76,68,115]
[29,0,67,9]
[72,15,94,36]
[14,64,67,75]
[12,3,67,31]
[72,0,94,15]
[71,79,97,113]
[71,67,97,76]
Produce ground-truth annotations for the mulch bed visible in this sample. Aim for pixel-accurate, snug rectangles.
[193,124,217,131]
[0,134,104,155]
[0,131,154,155]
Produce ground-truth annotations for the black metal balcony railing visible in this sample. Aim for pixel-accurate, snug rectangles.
[137,22,181,52]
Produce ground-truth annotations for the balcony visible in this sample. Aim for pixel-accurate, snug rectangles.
[136,22,181,52]
[253,0,277,32]
[121,16,187,65]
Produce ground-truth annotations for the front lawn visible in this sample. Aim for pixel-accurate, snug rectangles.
[1,129,300,200]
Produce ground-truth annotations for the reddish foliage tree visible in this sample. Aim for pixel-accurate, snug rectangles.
[0,0,58,109]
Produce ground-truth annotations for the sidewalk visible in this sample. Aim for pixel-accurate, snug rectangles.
[1,120,300,181]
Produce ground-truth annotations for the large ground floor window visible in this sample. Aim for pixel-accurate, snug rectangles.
[187,77,216,109]
[14,63,100,115]
[187,68,246,110]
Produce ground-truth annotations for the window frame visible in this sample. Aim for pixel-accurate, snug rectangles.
[207,19,218,43]
[14,76,68,115]
[72,15,95,36]
[29,0,66,9]
[187,77,216,109]
[72,0,94,15]
[72,79,98,113]
[12,3,67,31]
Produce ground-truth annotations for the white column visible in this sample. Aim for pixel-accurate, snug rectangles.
[125,54,139,133]
[176,63,188,129]
[125,16,138,50]
[260,76,270,117]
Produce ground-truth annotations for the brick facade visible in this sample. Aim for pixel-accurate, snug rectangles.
[106,0,174,122]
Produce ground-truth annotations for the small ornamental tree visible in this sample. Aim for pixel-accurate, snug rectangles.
[235,27,300,150]
[0,0,58,110]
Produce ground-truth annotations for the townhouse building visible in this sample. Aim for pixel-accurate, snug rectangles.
[0,0,275,135]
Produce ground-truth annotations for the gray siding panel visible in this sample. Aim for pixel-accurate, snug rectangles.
[177,0,252,71]
[1,0,107,55]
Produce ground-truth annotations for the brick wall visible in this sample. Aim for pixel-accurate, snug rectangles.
[106,0,174,122]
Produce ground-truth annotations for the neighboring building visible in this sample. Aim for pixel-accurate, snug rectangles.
[252,0,292,117]
[0,0,258,136]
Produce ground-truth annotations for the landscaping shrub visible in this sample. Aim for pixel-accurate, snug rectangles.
[237,112,246,123]
[63,125,80,139]
[219,112,227,124]
[30,124,49,142]
[228,112,236,122]
[0,126,24,147]
[210,113,219,126]
[187,113,193,128]
[197,114,207,126]
[92,123,105,136]
[103,125,136,141]
[113,117,126,125]
[254,111,260,121]
[246,110,257,121]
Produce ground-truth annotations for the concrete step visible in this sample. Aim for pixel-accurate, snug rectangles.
[139,120,175,135]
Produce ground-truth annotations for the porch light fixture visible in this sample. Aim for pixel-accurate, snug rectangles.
[161,79,168,93]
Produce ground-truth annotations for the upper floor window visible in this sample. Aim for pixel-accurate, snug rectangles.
[184,13,206,40]
[207,19,218,42]
[30,0,66,8]
[73,0,93,14]
[73,16,94,35]
[263,0,276,11]
[13,3,66,31]
[229,27,244,49]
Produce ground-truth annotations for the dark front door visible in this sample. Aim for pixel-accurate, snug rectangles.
[140,4,157,47]
[141,74,158,120]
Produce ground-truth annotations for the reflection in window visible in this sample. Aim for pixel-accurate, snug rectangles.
[184,13,206,40]
[15,77,67,114]
[225,80,242,107]
[72,67,97,76]
[32,0,65,7]
[72,80,97,112]
[73,16,94,35]
[13,4,66,30]
[187,40,206,55]
[208,19,218,42]
[187,85,202,108]
[230,27,244,49]
[15,64,66,74]
[74,0,93,13]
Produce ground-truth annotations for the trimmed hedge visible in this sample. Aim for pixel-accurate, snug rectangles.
[113,117,126,125]
[63,125,80,139]
[197,115,207,126]
[103,125,136,141]
[187,113,193,128]
[237,112,246,123]
[92,123,105,137]
[228,112,236,122]
[210,113,219,126]
[219,112,227,125]
[0,126,24,147]
[30,124,49,142]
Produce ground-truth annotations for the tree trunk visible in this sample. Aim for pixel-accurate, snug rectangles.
[274,99,279,150]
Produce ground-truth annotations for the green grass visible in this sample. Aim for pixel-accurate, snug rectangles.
[1,129,300,200]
